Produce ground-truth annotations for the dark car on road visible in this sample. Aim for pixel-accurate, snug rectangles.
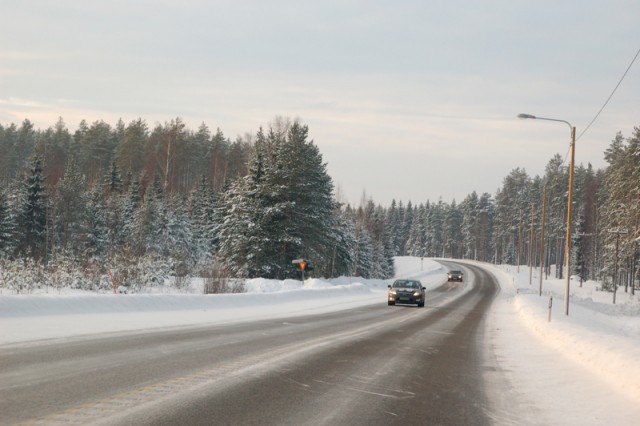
[387,279,426,307]
[447,270,464,282]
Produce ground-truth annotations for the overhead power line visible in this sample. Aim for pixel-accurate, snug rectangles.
[577,46,640,141]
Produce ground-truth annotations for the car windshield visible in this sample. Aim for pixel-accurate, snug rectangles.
[393,281,419,289]
[450,270,462,274]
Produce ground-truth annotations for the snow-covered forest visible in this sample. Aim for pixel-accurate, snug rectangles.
[0,117,638,295]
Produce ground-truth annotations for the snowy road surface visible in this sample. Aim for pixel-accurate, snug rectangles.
[1,262,512,425]
[1,257,639,425]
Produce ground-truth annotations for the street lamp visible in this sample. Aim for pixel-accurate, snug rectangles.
[518,113,576,316]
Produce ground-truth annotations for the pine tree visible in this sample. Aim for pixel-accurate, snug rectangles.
[386,199,402,255]
[443,200,463,258]
[572,164,600,280]
[19,156,48,259]
[13,120,37,177]
[273,122,340,275]
[494,168,532,264]
[427,200,445,257]
[477,193,494,262]
[208,128,231,191]
[106,161,123,195]
[353,220,375,278]
[543,155,569,277]
[156,195,194,263]
[461,192,480,260]
[116,119,147,179]
[76,120,114,185]
[35,117,71,186]
[85,182,108,257]
[122,178,143,251]
[104,190,126,255]
[600,128,640,291]
[51,156,87,254]
[0,190,17,256]
[355,200,394,278]
[327,208,357,277]
[216,122,342,279]
[215,177,260,277]
[400,201,414,255]
[190,175,218,262]
[405,203,426,257]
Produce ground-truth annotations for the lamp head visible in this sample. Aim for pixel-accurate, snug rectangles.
[517,113,537,119]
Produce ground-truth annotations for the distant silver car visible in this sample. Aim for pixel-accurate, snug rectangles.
[387,279,426,307]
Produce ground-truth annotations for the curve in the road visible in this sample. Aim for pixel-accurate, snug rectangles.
[3,261,506,426]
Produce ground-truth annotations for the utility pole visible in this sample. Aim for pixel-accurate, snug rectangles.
[517,113,575,315]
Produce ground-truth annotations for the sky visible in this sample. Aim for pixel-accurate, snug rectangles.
[1,0,639,206]
[2,257,639,425]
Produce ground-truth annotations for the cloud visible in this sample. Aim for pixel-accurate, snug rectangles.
[1,0,638,206]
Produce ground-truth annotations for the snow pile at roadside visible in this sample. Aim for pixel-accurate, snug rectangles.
[0,258,447,345]
[485,262,640,405]
[0,281,376,345]
[0,282,372,317]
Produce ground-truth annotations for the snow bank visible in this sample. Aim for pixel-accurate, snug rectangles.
[0,282,383,344]
[484,262,640,404]
[0,283,372,317]
[0,258,449,345]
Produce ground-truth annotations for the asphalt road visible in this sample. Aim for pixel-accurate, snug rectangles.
[1,262,514,426]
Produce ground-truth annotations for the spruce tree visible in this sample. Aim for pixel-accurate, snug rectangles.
[106,161,123,195]
[327,208,357,277]
[116,119,147,179]
[443,200,463,258]
[190,175,218,262]
[461,192,480,260]
[386,199,402,255]
[353,220,375,278]
[0,190,17,256]
[51,156,87,254]
[216,122,342,279]
[122,178,143,252]
[215,177,261,277]
[19,156,48,259]
[85,183,108,258]
[477,193,494,262]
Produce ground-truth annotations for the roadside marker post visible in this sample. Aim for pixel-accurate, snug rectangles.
[292,259,308,284]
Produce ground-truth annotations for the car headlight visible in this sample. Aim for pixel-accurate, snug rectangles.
[413,291,421,297]
[389,290,397,296]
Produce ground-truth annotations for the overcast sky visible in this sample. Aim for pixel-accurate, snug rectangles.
[1,0,639,206]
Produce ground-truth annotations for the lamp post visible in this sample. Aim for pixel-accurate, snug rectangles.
[518,113,576,316]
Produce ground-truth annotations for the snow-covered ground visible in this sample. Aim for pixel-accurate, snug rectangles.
[1,257,639,424]
[0,257,446,344]
[482,260,640,425]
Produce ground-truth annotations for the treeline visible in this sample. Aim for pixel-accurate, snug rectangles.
[0,117,395,292]
[0,117,638,294]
